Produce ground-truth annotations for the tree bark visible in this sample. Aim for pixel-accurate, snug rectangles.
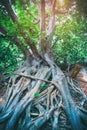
[39,0,46,53]
[0,25,7,35]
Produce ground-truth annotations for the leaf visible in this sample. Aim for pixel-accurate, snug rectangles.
[34,92,39,97]
[39,83,49,90]
[10,73,15,78]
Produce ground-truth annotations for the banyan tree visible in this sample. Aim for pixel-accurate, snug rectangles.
[0,0,87,130]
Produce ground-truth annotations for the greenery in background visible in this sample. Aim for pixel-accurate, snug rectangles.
[53,13,87,65]
[0,37,23,74]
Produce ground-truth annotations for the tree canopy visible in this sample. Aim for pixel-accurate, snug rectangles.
[0,0,87,74]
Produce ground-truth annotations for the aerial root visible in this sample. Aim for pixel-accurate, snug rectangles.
[0,59,87,130]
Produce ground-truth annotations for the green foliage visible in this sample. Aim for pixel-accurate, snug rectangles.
[39,83,49,90]
[0,8,17,35]
[34,92,39,97]
[53,14,87,64]
[0,0,40,43]
[0,0,40,75]
[0,37,23,74]
[15,0,40,44]
[34,83,49,98]
[10,73,16,78]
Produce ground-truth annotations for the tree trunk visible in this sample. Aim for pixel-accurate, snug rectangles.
[39,0,46,52]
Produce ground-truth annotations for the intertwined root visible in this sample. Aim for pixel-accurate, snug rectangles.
[0,56,87,130]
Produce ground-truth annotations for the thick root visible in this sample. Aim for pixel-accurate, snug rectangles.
[0,57,87,130]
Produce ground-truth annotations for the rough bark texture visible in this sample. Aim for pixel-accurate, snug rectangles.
[0,25,7,35]
[39,0,46,52]
[0,54,87,130]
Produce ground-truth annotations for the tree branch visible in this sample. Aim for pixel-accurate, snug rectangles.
[1,0,18,23]
[14,73,58,87]
[0,25,7,35]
